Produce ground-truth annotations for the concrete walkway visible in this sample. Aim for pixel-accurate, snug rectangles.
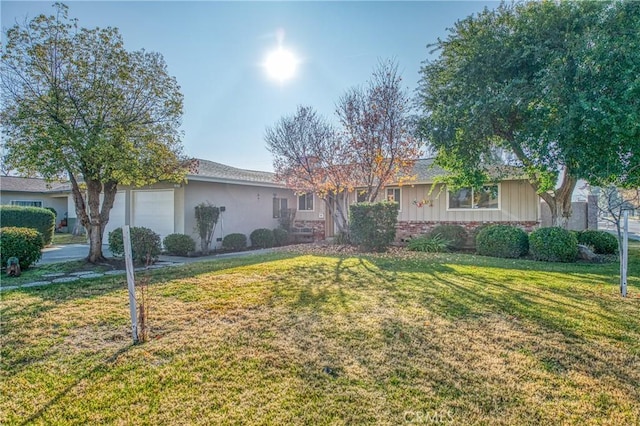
[1,246,275,292]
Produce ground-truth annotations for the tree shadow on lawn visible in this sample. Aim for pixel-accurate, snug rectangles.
[18,344,133,426]
[302,255,638,400]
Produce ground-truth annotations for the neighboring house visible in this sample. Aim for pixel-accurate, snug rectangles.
[1,158,543,247]
[0,176,70,225]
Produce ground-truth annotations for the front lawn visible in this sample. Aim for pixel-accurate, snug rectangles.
[1,246,639,424]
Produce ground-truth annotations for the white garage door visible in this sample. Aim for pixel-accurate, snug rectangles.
[132,190,174,241]
[103,192,126,238]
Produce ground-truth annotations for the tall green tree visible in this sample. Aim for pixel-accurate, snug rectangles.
[1,4,186,262]
[418,1,640,227]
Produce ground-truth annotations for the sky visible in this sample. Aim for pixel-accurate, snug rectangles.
[1,1,498,172]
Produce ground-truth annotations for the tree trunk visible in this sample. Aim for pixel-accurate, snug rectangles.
[68,174,118,263]
[325,193,349,236]
[537,172,577,228]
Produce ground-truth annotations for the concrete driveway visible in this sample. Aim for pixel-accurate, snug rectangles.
[598,218,640,241]
[40,244,112,264]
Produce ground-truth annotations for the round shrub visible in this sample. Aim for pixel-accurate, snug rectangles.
[476,225,529,258]
[578,230,618,255]
[108,226,161,265]
[428,225,468,251]
[0,226,44,269]
[163,233,196,256]
[222,233,247,251]
[529,227,578,262]
[250,228,275,248]
[273,228,289,246]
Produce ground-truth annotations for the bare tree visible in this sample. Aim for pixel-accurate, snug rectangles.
[266,106,353,234]
[266,61,422,236]
[336,60,422,202]
[598,186,640,248]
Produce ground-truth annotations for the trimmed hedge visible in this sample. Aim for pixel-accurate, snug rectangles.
[476,225,529,258]
[273,228,289,246]
[163,233,196,256]
[529,227,578,263]
[108,226,161,265]
[350,202,399,252]
[578,230,618,255]
[0,226,44,269]
[0,205,55,245]
[250,228,275,248]
[428,225,468,251]
[222,233,247,251]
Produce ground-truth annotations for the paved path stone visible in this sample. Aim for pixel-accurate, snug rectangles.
[22,282,52,288]
[52,276,80,283]
[104,270,126,275]
[1,285,19,291]
[42,273,66,278]
[77,273,104,279]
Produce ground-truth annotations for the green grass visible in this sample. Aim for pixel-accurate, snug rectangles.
[1,246,639,425]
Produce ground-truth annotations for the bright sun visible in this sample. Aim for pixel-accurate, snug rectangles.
[264,47,298,82]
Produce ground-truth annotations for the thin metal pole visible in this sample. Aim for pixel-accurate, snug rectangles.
[621,210,628,297]
[123,225,138,342]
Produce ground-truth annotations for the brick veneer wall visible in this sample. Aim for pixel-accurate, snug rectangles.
[396,220,540,248]
[293,220,326,241]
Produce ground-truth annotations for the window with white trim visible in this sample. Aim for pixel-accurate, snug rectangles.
[448,185,499,210]
[386,188,401,204]
[298,193,314,211]
[10,200,43,207]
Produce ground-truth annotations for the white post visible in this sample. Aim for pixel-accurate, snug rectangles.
[621,210,629,298]
[123,225,138,343]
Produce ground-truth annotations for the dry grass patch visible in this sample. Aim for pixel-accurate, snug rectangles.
[1,248,639,425]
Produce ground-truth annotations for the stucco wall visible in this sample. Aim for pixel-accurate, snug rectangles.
[0,191,68,223]
[183,181,287,249]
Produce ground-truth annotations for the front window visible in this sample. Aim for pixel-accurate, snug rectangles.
[273,197,288,218]
[386,188,401,204]
[10,200,43,207]
[448,185,499,210]
[298,193,313,211]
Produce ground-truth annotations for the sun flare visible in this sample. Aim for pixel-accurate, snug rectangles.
[264,47,298,82]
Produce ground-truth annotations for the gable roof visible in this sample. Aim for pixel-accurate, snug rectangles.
[0,176,69,193]
[187,159,282,187]
[401,158,527,185]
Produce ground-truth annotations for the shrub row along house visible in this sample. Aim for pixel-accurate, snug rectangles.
[0,158,541,248]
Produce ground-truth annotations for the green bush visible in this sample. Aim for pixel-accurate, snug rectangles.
[273,228,289,246]
[0,227,44,269]
[350,202,399,252]
[0,205,55,245]
[163,233,196,256]
[529,227,578,262]
[108,227,161,265]
[578,230,618,254]
[428,224,468,251]
[222,233,247,251]
[407,234,450,253]
[476,225,529,258]
[250,228,275,248]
